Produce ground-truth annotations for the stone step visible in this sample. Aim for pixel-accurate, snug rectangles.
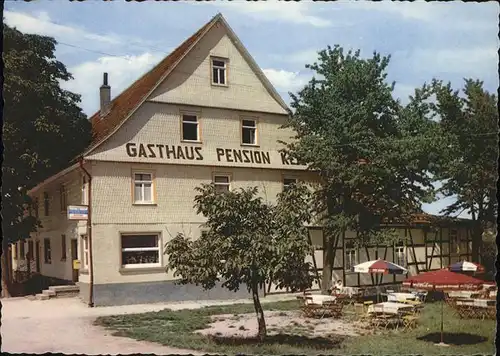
[48,285,80,293]
[42,289,56,297]
[36,293,49,301]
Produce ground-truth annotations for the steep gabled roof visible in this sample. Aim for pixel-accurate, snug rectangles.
[86,14,219,154]
[84,13,290,157]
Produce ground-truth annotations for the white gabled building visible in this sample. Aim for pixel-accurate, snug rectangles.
[11,14,475,306]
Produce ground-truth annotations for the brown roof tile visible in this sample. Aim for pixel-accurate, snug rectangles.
[88,14,219,150]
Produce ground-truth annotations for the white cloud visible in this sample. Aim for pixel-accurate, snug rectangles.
[406,48,499,77]
[62,52,164,115]
[4,10,121,45]
[346,0,496,30]
[210,0,336,28]
[4,10,170,56]
[262,68,310,93]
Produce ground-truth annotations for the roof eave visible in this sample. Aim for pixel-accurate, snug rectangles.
[27,163,81,197]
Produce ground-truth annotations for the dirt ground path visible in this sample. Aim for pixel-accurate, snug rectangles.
[1,294,296,354]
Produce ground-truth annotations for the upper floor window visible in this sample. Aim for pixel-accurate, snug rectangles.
[182,114,200,142]
[211,58,227,85]
[82,176,88,205]
[133,172,154,204]
[59,184,67,212]
[241,119,257,145]
[43,192,50,216]
[283,177,298,191]
[213,174,231,193]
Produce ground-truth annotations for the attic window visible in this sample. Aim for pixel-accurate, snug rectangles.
[211,58,227,85]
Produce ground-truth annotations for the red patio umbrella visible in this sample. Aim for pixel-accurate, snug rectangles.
[403,269,484,346]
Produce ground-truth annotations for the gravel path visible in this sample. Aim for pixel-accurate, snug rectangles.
[1,294,296,354]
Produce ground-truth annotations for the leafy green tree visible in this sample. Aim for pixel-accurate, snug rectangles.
[165,183,314,341]
[430,79,498,261]
[2,24,91,296]
[281,46,440,292]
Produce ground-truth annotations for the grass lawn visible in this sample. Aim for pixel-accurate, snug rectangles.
[95,299,496,355]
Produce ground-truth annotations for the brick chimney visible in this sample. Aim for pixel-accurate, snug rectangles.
[100,72,111,117]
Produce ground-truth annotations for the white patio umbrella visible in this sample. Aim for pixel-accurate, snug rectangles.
[352,259,408,302]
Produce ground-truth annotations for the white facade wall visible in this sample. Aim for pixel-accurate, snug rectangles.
[90,160,314,285]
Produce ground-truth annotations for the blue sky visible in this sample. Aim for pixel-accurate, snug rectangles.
[5,0,499,218]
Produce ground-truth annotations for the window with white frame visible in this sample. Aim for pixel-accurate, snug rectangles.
[395,246,406,267]
[81,235,89,269]
[211,58,227,85]
[182,114,200,141]
[283,177,298,191]
[121,234,161,267]
[82,176,88,205]
[241,119,257,145]
[133,173,153,204]
[213,175,231,193]
[345,249,357,271]
[59,184,67,212]
[44,238,52,264]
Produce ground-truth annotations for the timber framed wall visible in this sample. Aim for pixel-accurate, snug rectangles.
[264,219,474,295]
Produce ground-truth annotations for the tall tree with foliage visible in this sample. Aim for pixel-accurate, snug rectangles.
[2,24,91,296]
[282,46,440,292]
[165,183,314,341]
[430,79,498,262]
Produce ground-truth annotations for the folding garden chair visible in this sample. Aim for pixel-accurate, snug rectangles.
[402,314,418,331]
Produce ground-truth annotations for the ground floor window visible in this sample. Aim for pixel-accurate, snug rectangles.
[81,235,89,269]
[121,234,161,267]
[395,246,406,267]
[61,234,67,261]
[345,249,357,271]
[44,238,52,264]
[28,240,33,260]
[19,241,25,259]
[213,174,231,193]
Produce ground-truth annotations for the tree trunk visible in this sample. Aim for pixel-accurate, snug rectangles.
[322,232,334,294]
[322,195,338,294]
[251,282,266,341]
[1,240,12,298]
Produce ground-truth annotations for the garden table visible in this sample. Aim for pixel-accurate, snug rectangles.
[387,292,416,302]
[307,295,337,305]
[367,302,414,315]
[455,298,495,308]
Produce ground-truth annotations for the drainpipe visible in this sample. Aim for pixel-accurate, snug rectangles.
[79,159,94,307]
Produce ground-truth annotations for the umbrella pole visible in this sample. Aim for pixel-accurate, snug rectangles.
[440,300,444,344]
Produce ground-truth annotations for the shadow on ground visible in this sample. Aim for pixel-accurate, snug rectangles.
[209,333,345,349]
[416,332,488,346]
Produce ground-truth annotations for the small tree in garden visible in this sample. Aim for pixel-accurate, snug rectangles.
[165,183,314,341]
